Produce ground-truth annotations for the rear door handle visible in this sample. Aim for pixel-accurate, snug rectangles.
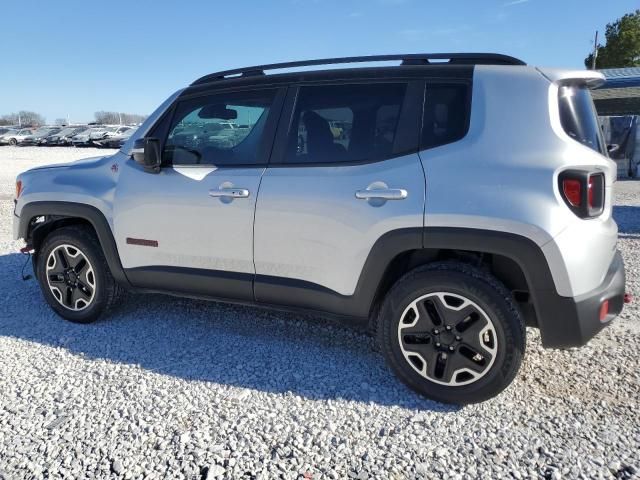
[209,188,250,198]
[355,188,408,200]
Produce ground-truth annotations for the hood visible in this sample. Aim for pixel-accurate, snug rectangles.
[25,155,109,172]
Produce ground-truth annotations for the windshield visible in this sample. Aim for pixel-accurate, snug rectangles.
[53,128,70,136]
[32,128,57,136]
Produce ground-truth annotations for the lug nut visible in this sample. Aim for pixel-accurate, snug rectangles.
[455,335,462,341]
[435,342,441,348]
[445,325,452,331]
[449,346,455,351]
[433,329,439,335]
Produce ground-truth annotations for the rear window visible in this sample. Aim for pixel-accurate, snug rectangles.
[558,85,604,154]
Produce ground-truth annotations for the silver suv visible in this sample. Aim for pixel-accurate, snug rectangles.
[13,54,627,404]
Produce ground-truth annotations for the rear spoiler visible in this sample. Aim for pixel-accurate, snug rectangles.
[536,67,605,89]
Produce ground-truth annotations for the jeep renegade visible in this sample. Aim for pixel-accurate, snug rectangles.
[13,53,627,404]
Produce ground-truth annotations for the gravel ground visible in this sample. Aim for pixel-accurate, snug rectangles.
[0,147,638,479]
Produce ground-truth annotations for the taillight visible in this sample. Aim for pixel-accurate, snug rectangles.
[588,175,598,209]
[599,300,609,322]
[558,171,604,218]
[562,179,581,207]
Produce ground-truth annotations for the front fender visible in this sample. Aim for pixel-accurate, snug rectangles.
[18,201,130,288]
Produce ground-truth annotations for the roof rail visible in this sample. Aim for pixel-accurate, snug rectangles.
[191,52,526,85]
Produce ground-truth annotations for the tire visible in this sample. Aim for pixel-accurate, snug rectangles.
[9,138,17,146]
[377,261,525,404]
[36,225,123,323]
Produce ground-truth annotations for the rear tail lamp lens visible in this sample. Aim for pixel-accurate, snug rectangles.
[588,174,601,209]
[599,300,609,322]
[562,179,581,207]
[559,171,604,218]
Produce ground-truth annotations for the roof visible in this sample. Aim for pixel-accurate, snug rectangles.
[594,67,640,115]
[191,53,525,86]
[598,67,640,79]
[596,67,640,89]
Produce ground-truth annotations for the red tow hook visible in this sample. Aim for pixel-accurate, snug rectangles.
[20,245,33,254]
[624,293,633,304]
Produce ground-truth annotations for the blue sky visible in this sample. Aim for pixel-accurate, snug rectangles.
[1,0,637,123]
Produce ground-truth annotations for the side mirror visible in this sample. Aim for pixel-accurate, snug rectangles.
[132,137,161,173]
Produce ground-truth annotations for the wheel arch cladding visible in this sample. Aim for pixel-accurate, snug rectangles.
[19,201,130,287]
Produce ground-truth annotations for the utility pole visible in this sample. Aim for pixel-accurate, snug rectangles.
[591,30,599,70]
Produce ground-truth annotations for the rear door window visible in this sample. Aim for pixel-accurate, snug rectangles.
[558,85,604,154]
[284,83,408,164]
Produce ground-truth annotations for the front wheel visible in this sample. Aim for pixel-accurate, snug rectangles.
[9,138,17,146]
[377,262,525,404]
[36,226,123,323]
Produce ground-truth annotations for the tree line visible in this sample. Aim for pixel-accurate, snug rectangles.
[93,111,148,125]
[585,9,640,69]
[0,110,147,127]
[0,111,45,127]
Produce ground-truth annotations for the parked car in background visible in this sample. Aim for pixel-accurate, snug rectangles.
[94,127,137,148]
[0,128,18,143]
[20,127,62,146]
[90,126,133,144]
[41,126,87,146]
[0,128,34,145]
[0,127,16,136]
[71,127,104,147]
[105,126,132,138]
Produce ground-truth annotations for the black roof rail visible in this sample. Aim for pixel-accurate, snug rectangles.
[191,52,526,85]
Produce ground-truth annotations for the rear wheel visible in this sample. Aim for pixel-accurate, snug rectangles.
[9,138,17,146]
[36,226,122,323]
[377,261,525,404]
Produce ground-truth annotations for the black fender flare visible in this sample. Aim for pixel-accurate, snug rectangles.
[250,227,564,345]
[18,201,130,287]
[421,227,569,347]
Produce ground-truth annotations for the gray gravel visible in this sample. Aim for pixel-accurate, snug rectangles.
[0,147,638,479]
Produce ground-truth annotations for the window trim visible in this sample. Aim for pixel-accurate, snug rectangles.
[269,80,424,168]
[151,87,287,169]
[419,79,472,152]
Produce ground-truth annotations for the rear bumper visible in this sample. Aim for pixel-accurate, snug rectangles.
[538,250,625,348]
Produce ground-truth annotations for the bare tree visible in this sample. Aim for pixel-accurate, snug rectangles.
[94,111,147,125]
[0,111,45,126]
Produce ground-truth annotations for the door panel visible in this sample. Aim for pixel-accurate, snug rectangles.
[114,162,262,275]
[253,153,425,297]
[254,80,425,300]
[112,87,284,300]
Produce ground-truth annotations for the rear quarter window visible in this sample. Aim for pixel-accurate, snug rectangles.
[421,83,470,150]
[558,85,605,154]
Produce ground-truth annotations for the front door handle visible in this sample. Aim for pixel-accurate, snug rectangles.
[209,188,250,198]
[355,188,408,200]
